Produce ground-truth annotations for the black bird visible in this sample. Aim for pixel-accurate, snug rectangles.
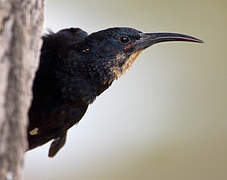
[28,27,203,157]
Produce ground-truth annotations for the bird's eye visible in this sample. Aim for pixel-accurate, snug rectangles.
[120,36,130,44]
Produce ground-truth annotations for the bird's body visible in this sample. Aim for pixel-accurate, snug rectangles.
[28,28,92,157]
[28,27,203,157]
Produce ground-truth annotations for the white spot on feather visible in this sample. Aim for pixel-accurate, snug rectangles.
[29,128,39,135]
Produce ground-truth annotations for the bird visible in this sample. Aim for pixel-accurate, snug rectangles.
[27,27,203,157]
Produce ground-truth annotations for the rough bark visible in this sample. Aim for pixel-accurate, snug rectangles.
[0,0,44,179]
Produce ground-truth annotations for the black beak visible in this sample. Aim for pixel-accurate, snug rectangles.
[135,32,203,50]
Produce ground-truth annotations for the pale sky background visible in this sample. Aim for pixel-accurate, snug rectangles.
[24,0,227,179]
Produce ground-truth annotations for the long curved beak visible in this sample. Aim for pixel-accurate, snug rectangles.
[135,32,203,50]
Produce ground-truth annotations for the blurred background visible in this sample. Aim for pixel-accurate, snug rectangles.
[24,0,227,179]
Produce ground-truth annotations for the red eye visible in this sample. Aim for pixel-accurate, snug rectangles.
[120,36,130,44]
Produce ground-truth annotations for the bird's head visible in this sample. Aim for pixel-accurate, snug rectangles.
[75,27,203,85]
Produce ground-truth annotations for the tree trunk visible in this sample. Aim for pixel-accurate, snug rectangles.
[0,0,44,179]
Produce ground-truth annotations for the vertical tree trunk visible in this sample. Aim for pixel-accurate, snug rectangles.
[0,0,44,179]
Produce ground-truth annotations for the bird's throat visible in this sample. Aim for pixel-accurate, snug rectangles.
[109,50,143,80]
[121,50,143,76]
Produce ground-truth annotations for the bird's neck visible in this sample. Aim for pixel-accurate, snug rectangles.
[62,61,114,104]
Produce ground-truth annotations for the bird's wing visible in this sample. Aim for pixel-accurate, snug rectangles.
[40,27,88,64]
[27,28,89,154]
[28,97,88,151]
